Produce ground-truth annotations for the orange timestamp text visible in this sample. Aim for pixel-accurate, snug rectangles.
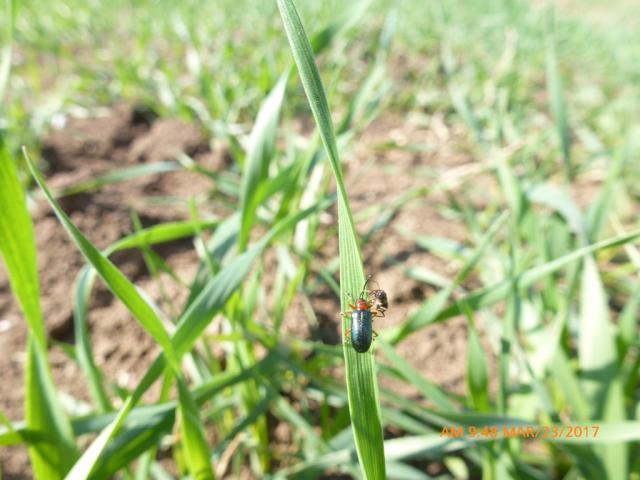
[440,424,600,439]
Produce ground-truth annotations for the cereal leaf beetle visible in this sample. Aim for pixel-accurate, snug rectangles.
[341,275,387,353]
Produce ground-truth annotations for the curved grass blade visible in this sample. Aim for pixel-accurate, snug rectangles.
[377,339,454,412]
[24,148,181,373]
[238,73,287,251]
[53,161,181,197]
[0,143,46,348]
[26,337,79,478]
[277,1,385,478]
[545,6,572,180]
[0,139,78,478]
[580,258,627,479]
[73,218,219,412]
[399,227,640,331]
[176,377,215,479]
[391,211,508,343]
[63,397,134,480]
[0,0,14,102]
[74,267,111,413]
[54,199,333,473]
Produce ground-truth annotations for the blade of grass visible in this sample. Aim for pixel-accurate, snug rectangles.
[0,139,78,478]
[377,339,455,412]
[391,210,508,343]
[63,398,134,480]
[176,377,215,479]
[53,161,181,197]
[398,226,640,331]
[72,218,219,413]
[580,258,627,478]
[74,267,111,413]
[586,141,628,241]
[545,6,572,181]
[57,199,333,471]
[238,72,288,251]
[463,306,490,412]
[277,1,385,478]
[24,148,181,373]
[0,0,13,102]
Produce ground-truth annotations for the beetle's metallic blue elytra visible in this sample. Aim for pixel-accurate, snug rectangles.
[351,309,373,353]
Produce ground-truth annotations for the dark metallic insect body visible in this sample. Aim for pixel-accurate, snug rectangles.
[350,298,374,353]
[342,276,386,353]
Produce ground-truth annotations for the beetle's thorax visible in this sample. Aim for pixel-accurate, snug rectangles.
[355,298,369,310]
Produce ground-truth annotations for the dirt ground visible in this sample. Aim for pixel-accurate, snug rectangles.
[0,105,488,478]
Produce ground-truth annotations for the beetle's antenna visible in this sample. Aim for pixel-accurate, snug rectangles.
[359,274,373,299]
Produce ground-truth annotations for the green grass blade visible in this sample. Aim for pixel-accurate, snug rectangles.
[391,211,508,343]
[53,161,181,197]
[73,267,111,413]
[545,6,572,180]
[0,142,46,348]
[67,200,331,460]
[106,218,218,255]
[277,1,385,477]
[464,309,489,412]
[0,0,14,102]
[64,397,134,480]
[26,338,79,478]
[239,73,287,251]
[377,339,454,412]
[0,139,78,478]
[72,218,218,413]
[24,148,181,372]
[579,258,627,478]
[416,227,640,327]
[173,197,330,356]
[586,142,628,241]
[176,377,215,479]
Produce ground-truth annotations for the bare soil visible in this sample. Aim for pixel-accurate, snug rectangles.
[0,106,492,478]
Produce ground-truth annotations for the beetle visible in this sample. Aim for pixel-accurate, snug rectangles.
[341,276,384,353]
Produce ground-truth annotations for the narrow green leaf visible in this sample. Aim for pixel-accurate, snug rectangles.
[62,200,332,460]
[403,227,640,330]
[0,0,14,102]
[378,339,454,412]
[177,377,214,480]
[73,267,111,413]
[586,142,628,241]
[618,284,640,353]
[579,258,627,478]
[54,161,181,197]
[392,211,508,343]
[465,311,489,412]
[64,397,134,480]
[24,148,181,372]
[0,142,46,348]
[0,139,77,478]
[239,73,288,250]
[277,1,385,478]
[545,6,572,180]
[26,338,79,478]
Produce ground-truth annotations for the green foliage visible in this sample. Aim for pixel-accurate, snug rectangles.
[0,139,78,478]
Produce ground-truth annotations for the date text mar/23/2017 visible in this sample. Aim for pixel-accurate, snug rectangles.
[440,424,600,439]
